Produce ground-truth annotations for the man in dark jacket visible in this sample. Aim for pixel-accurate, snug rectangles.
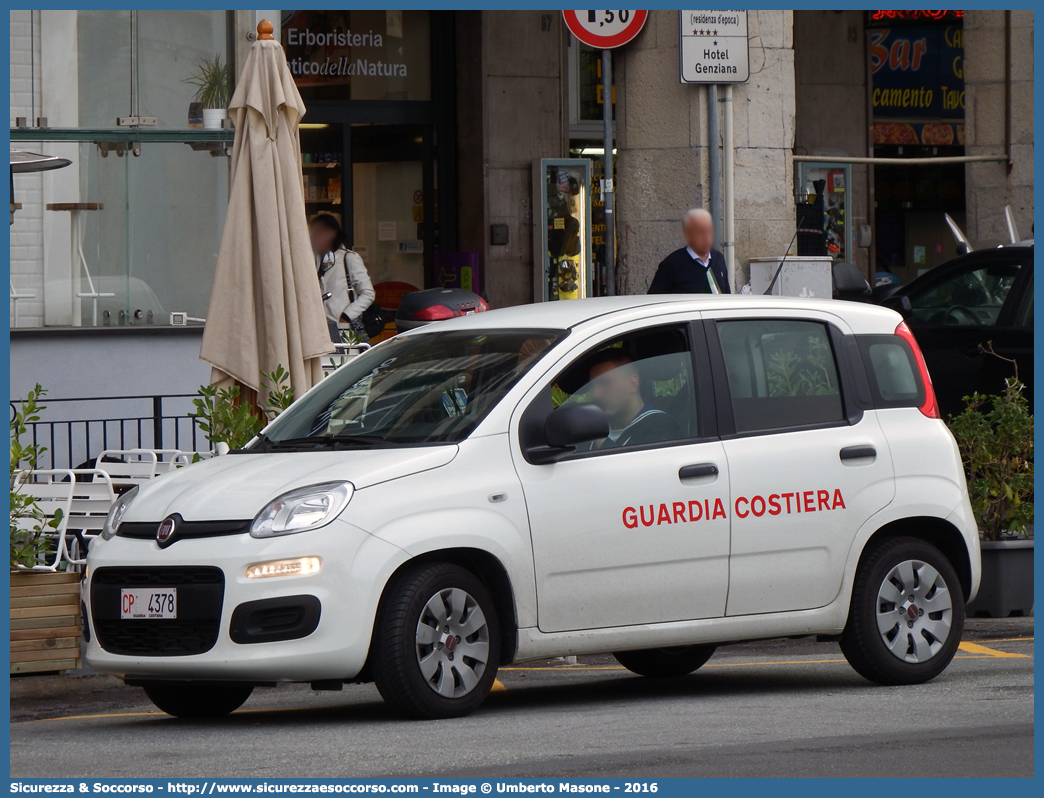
[648,208,730,294]
[582,350,681,450]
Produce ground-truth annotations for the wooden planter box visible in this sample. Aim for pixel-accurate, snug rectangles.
[966,539,1035,618]
[10,571,82,675]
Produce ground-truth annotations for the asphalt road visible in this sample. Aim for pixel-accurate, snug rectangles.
[10,621,1034,779]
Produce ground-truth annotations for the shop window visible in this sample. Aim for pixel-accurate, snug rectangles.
[78,10,230,129]
[568,39,613,137]
[10,10,233,331]
[10,138,229,329]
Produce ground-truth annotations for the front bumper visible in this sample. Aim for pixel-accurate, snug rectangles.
[84,518,407,682]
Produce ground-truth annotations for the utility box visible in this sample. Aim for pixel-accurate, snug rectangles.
[748,257,834,299]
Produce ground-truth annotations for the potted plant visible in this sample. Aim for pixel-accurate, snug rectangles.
[183,54,231,129]
[949,371,1034,618]
[10,385,82,675]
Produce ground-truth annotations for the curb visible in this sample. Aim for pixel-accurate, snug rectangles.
[10,672,126,702]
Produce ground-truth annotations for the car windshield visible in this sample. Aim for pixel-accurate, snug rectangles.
[252,329,566,448]
[908,260,1024,326]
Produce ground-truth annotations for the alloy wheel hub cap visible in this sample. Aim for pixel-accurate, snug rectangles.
[415,587,490,698]
[875,558,953,663]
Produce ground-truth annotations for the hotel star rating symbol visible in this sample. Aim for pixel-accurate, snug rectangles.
[692,29,719,35]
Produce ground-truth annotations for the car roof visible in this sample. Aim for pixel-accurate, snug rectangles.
[413,294,903,335]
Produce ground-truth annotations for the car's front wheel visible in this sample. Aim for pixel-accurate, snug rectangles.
[141,681,253,718]
[841,536,964,685]
[372,563,500,719]
[613,644,717,678]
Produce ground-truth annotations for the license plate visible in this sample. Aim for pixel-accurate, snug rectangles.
[120,588,177,619]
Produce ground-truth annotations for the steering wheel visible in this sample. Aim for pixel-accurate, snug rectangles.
[943,305,982,326]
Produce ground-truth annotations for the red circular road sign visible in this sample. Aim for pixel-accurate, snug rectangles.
[562,10,649,49]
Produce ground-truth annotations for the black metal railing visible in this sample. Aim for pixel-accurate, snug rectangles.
[10,394,209,470]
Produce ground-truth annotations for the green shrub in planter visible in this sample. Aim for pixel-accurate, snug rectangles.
[9,385,64,570]
[949,376,1033,541]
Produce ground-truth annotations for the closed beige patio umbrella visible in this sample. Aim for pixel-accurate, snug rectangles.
[200,19,332,403]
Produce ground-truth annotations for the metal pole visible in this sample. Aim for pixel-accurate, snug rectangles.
[602,48,615,297]
[707,84,721,244]
[129,11,138,117]
[794,154,1006,166]
[152,396,163,450]
[721,84,735,291]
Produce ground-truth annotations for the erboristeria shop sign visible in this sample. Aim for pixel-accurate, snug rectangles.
[286,27,406,79]
[282,11,410,86]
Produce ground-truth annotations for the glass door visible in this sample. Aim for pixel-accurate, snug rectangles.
[349,123,434,294]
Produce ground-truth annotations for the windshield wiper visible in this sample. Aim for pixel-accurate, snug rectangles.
[264,434,388,450]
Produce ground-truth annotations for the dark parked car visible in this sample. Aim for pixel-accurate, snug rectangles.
[877,242,1033,418]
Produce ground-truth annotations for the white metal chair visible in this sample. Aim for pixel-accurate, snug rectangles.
[64,470,117,565]
[98,448,216,484]
[11,469,75,571]
[95,449,163,488]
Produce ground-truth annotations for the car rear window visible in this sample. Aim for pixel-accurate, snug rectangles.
[857,336,925,408]
[716,319,844,434]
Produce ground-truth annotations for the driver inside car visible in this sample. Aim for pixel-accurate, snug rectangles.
[580,349,681,450]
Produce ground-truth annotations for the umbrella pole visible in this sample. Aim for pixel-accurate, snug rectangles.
[234,380,263,420]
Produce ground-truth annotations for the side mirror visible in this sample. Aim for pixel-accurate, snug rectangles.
[524,403,609,464]
[545,403,609,448]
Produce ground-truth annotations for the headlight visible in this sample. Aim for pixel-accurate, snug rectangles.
[101,486,138,540]
[250,481,354,538]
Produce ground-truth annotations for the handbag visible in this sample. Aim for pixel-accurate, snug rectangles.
[343,252,386,338]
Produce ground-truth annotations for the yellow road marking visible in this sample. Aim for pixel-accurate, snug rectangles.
[20,643,1030,723]
[957,641,1030,658]
[26,711,164,722]
[975,636,1033,644]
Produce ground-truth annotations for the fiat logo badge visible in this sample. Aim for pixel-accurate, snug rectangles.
[156,516,176,544]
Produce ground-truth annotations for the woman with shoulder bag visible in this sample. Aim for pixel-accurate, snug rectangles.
[309,213,379,343]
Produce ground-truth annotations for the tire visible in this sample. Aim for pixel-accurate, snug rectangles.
[841,536,964,685]
[613,644,717,678]
[141,681,253,718]
[372,563,500,719]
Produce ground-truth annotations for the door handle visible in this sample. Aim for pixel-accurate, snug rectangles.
[679,463,718,480]
[840,445,876,462]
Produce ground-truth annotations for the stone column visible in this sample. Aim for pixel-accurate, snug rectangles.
[615,10,795,293]
[963,10,1034,246]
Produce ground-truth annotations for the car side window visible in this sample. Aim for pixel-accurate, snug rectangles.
[550,325,697,452]
[717,319,844,434]
[909,261,1023,326]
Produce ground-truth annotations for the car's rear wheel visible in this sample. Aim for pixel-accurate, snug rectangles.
[141,681,253,718]
[372,563,500,719]
[841,536,964,685]
[613,644,717,678]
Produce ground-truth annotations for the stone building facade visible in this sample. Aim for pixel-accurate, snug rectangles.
[8,9,1035,404]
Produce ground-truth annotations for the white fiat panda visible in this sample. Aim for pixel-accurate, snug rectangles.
[85,295,979,720]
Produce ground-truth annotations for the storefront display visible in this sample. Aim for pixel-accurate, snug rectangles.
[534,159,593,302]
[796,162,851,267]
